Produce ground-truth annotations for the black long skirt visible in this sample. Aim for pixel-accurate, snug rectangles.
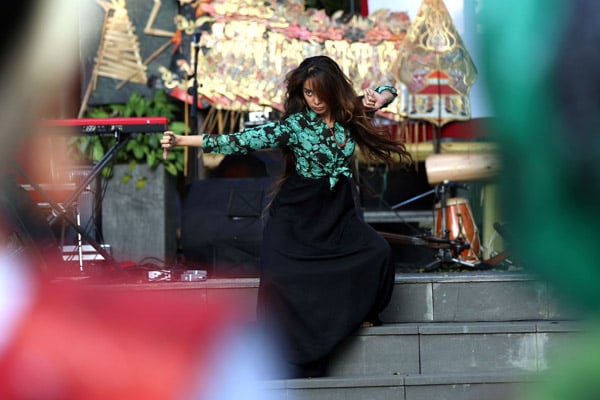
[256,171,395,378]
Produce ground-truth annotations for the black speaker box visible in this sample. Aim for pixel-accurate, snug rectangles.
[358,162,433,211]
[181,177,275,277]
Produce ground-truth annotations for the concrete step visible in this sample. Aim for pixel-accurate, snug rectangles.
[382,271,582,323]
[261,372,536,400]
[256,317,582,400]
[327,320,582,377]
[120,271,581,324]
[95,271,582,399]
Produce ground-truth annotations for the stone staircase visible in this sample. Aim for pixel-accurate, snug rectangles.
[217,271,583,400]
[111,269,584,399]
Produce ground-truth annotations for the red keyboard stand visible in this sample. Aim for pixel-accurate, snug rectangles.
[12,117,168,272]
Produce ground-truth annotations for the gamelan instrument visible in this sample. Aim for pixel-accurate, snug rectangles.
[425,152,499,185]
[382,180,484,270]
[434,196,481,264]
[382,151,498,270]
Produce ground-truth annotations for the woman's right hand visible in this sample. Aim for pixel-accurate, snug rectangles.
[161,131,178,160]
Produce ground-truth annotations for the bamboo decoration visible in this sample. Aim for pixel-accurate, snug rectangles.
[79,0,150,115]
[94,0,147,85]
[112,0,178,90]
[144,0,175,37]
[116,39,174,90]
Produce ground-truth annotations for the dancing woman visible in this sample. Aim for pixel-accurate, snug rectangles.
[162,55,413,378]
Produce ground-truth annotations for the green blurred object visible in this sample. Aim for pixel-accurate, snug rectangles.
[480,0,600,310]
[520,325,600,400]
[481,1,600,398]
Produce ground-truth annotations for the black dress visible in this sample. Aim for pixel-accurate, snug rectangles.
[201,109,397,378]
[257,170,395,378]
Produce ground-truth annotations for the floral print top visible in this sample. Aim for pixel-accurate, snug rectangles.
[202,86,397,189]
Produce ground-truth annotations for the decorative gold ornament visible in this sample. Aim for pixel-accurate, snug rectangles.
[393,0,477,127]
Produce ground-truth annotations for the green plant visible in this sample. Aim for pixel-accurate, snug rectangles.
[70,90,187,188]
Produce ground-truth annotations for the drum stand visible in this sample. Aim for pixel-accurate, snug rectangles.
[390,180,480,271]
[422,181,481,270]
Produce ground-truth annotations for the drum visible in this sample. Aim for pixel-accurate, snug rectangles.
[434,197,481,263]
[425,152,499,185]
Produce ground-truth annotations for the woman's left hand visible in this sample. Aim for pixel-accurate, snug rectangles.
[362,89,388,111]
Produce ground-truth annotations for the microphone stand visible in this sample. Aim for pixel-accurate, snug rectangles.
[391,188,435,210]
[186,31,201,183]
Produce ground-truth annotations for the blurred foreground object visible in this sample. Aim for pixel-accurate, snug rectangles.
[0,0,84,161]
[481,0,600,311]
[481,0,600,399]
[0,2,283,398]
[0,269,281,400]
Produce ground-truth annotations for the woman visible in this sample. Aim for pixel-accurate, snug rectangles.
[162,55,413,378]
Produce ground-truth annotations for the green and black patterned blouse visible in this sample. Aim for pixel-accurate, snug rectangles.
[202,86,397,189]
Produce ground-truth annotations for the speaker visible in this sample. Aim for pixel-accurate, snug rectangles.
[358,162,433,211]
[180,177,274,277]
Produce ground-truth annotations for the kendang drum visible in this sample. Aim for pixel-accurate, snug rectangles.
[434,197,481,263]
[425,152,499,185]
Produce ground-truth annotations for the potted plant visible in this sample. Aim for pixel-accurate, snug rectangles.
[71,90,188,266]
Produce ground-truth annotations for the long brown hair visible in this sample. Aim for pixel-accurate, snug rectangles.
[280,55,413,180]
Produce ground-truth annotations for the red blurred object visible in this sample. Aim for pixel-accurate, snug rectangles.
[0,278,246,400]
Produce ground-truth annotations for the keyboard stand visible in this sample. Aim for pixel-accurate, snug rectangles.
[12,130,135,271]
